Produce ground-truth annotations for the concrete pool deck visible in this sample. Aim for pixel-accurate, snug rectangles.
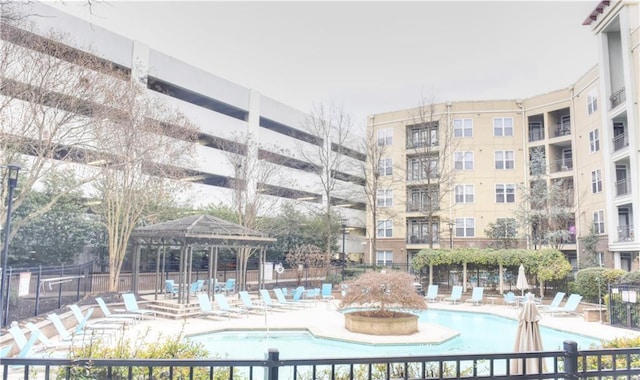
[125,296,637,346]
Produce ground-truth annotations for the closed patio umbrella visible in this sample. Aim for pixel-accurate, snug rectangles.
[511,292,546,375]
[516,264,529,296]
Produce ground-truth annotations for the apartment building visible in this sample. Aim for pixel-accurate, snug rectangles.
[366,0,639,271]
[2,3,366,254]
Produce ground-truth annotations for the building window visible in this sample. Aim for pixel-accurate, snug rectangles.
[495,151,515,169]
[589,129,600,153]
[378,158,392,176]
[455,217,475,237]
[455,184,474,203]
[494,117,514,137]
[376,189,393,207]
[587,90,598,115]
[408,156,439,180]
[591,169,602,193]
[454,151,474,170]
[376,220,393,238]
[593,210,605,234]
[377,128,392,146]
[496,184,516,203]
[376,250,393,266]
[453,118,473,137]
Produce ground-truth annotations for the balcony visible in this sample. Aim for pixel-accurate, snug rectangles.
[553,123,571,137]
[551,158,573,173]
[617,224,634,242]
[407,202,440,212]
[528,129,544,142]
[616,178,631,197]
[407,139,439,149]
[613,133,629,151]
[407,234,439,244]
[610,87,626,109]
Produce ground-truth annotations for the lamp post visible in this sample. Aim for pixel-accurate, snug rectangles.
[340,218,347,278]
[1,164,21,328]
[447,222,454,249]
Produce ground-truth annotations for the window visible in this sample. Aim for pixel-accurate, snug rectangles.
[593,210,605,234]
[376,250,393,266]
[454,151,474,170]
[591,170,602,193]
[376,189,393,207]
[376,220,393,238]
[407,123,438,148]
[455,184,474,203]
[453,119,473,137]
[589,129,600,153]
[409,188,439,211]
[378,158,392,176]
[377,128,392,146]
[455,217,475,237]
[496,184,516,203]
[494,117,514,136]
[495,151,515,169]
[408,156,439,180]
[587,90,598,115]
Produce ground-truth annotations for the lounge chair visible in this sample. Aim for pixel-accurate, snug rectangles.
[215,293,249,316]
[47,313,108,344]
[0,344,11,358]
[95,297,140,323]
[503,291,517,307]
[165,280,179,298]
[120,293,156,318]
[465,287,484,306]
[425,284,439,303]
[444,285,463,304]
[221,279,236,295]
[189,279,205,296]
[292,286,315,306]
[69,304,128,330]
[196,293,230,319]
[274,288,304,309]
[259,289,289,310]
[539,292,565,311]
[321,283,334,300]
[239,291,269,313]
[8,325,43,357]
[548,294,582,316]
[24,322,79,350]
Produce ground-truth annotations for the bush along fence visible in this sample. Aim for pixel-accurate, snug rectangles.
[3,341,640,379]
[609,284,640,330]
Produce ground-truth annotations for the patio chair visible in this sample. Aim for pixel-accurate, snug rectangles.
[548,294,583,316]
[165,280,179,298]
[539,292,565,311]
[95,297,140,323]
[259,289,289,310]
[69,304,129,330]
[196,294,230,319]
[465,287,484,306]
[503,291,517,307]
[425,284,439,303]
[0,344,11,358]
[239,290,269,313]
[121,293,157,319]
[24,322,77,350]
[47,313,109,344]
[189,279,205,296]
[8,325,43,357]
[292,286,315,306]
[321,283,334,300]
[274,288,304,309]
[215,293,249,316]
[444,285,463,304]
[222,279,236,295]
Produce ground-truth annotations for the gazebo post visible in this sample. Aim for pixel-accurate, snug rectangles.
[178,245,186,304]
[213,247,219,293]
[207,246,214,298]
[132,244,141,295]
[154,243,161,301]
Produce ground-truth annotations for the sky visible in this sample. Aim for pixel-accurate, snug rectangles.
[49,1,599,130]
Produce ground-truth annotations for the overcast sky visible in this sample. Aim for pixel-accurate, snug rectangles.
[50,1,599,130]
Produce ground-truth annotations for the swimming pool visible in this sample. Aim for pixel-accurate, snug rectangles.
[189,309,601,359]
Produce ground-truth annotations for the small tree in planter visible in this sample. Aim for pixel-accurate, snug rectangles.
[339,271,428,335]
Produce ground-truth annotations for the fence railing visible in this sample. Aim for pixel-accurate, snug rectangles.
[609,284,640,330]
[2,341,640,379]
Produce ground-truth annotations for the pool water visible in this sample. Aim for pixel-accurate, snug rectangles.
[188,309,601,359]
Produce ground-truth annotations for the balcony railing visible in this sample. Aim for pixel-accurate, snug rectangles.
[553,123,571,137]
[610,87,626,109]
[613,133,629,151]
[407,139,439,149]
[528,129,544,142]
[406,202,440,212]
[407,234,439,244]
[551,158,573,173]
[616,178,631,197]
[617,224,634,242]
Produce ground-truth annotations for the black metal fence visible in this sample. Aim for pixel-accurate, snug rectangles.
[1,262,93,325]
[2,341,640,379]
[609,284,640,330]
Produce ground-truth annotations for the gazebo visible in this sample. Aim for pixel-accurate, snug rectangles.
[129,214,276,304]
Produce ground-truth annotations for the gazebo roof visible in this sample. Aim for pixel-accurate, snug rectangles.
[130,214,275,246]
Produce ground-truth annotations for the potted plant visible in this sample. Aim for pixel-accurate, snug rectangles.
[339,271,427,335]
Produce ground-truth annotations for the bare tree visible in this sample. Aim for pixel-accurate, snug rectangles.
[298,103,352,258]
[285,244,331,287]
[91,77,198,292]
[405,93,458,248]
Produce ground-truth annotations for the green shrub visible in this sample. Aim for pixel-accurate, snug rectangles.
[573,268,625,303]
[583,336,640,372]
[618,271,640,284]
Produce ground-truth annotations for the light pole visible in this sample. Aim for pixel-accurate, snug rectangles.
[340,218,347,278]
[1,164,21,327]
[448,222,454,249]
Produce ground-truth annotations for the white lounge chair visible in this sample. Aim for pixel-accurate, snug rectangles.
[95,297,140,323]
[196,294,230,319]
[548,294,582,316]
[69,304,127,331]
[274,288,304,309]
[8,325,43,357]
[444,286,463,304]
[239,291,269,313]
[425,284,439,303]
[120,293,156,318]
[215,294,249,316]
[259,289,289,310]
[465,287,484,306]
[539,292,565,311]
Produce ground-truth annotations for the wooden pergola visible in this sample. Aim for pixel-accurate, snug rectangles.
[129,214,276,304]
